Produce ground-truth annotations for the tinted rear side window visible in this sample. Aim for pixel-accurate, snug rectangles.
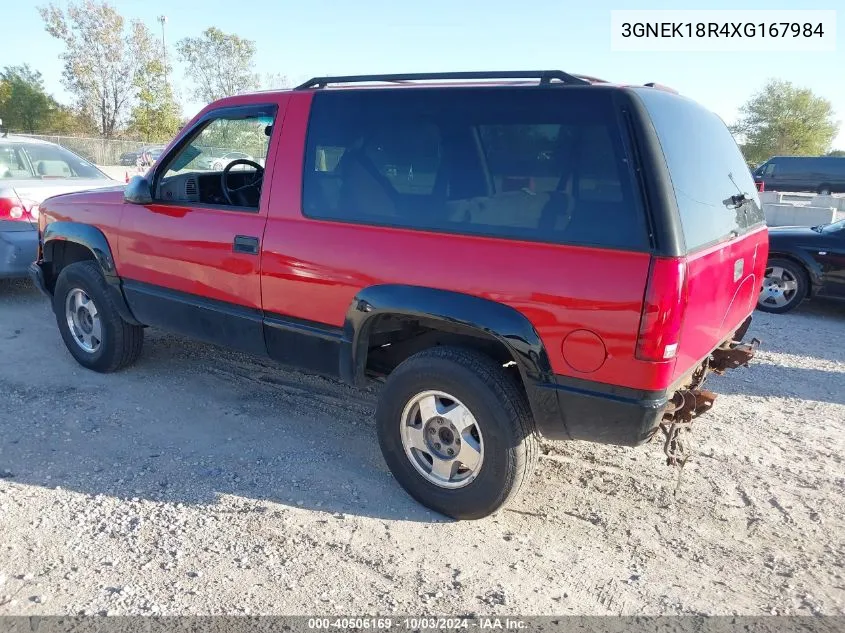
[635,89,764,252]
[303,88,648,250]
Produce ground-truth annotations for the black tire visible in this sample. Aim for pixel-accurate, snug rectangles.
[818,184,832,196]
[376,346,538,520]
[757,257,809,314]
[53,261,144,372]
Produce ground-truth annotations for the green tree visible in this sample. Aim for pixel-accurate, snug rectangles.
[827,149,845,157]
[176,27,259,103]
[39,0,157,138]
[127,58,182,142]
[731,79,840,165]
[48,104,98,135]
[0,65,94,135]
[0,65,53,133]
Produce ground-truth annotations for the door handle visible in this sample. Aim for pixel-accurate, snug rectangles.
[233,235,260,255]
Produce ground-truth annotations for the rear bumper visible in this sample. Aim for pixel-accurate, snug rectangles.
[0,227,38,279]
[532,317,757,446]
[533,377,669,446]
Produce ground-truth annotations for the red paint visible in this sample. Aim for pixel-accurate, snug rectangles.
[672,226,768,383]
[38,88,769,394]
[562,330,607,373]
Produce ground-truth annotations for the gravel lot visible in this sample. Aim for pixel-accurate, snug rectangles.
[1,278,843,616]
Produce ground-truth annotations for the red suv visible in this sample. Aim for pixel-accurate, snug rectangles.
[30,71,766,519]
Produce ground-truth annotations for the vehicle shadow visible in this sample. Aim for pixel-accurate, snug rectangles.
[0,299,447,522]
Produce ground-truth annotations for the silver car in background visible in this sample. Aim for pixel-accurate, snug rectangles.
[1,134,118,279]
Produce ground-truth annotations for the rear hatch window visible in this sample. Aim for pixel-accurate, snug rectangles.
[634,89,764,253]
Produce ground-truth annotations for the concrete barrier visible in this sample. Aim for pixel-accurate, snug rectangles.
[763,203,836,227]
[812,195,845,211]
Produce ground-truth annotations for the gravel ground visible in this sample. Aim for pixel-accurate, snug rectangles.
[1,278,843,616]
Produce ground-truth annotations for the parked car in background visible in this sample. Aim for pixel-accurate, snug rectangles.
[758,219,845,313]
[1,135,117,279]
[753,156,845,195]
[30,70,765,519]
[119,146,165,166]
[193,151,256,171]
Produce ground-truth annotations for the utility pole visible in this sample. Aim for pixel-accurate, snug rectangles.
[158,15,168,87]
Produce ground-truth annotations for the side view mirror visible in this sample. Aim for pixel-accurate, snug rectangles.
[124,176,153,204]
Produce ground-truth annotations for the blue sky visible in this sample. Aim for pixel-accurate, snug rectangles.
[4,0,844,148]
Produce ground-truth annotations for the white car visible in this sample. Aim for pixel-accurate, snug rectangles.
[0,134,118,280]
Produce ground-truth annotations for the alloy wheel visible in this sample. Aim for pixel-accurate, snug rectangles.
[399,390,484,489]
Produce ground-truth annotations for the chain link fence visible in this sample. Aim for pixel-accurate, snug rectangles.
[11,134,160,166]
[13,133,270,168]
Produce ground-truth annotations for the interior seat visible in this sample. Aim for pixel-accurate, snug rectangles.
[336,150,398,218]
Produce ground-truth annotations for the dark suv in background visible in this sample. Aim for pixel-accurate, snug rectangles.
[754,156,845,195]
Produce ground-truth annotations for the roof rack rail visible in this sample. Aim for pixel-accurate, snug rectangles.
[644,82,679,94]
[295,70,591,90]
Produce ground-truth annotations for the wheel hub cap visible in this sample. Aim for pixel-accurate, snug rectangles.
[400,390,484,489]
[65,288,102,353]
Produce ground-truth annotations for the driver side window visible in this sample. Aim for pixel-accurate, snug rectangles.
[155,110,275,209]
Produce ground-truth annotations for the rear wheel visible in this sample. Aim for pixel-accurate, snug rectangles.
[53,261,144,372]
[757,258,808,314]
[376,346,538,520]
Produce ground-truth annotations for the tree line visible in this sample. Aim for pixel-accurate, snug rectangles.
[0,0,286,142]
[1,0,841,159]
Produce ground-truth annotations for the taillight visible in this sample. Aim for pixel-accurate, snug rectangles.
[635,257,688,362]
[0,190,36,223]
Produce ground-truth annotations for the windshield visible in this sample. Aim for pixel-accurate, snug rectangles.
[820,219,845,234]
[0,142,108,180]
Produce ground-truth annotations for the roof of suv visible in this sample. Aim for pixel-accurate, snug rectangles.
[237,71,677,100]
[293,70,596,90]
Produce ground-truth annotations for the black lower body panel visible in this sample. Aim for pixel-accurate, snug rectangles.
[533,374,670,446]
[123,280,267,357]
[263,315,345,378]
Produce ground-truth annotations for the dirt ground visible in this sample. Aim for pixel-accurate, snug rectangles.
[1,278,843,616]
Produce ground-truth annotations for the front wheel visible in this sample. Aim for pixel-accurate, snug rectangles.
[376,346,538,520]
[53,261,144,372]
[757,258,809,314]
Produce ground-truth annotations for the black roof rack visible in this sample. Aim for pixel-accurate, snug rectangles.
[295,70,591,90]
[644,82,678,94]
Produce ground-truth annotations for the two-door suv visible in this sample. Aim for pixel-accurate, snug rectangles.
[30,71,766,519]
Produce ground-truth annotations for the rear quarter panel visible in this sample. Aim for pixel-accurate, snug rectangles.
[673,227,768,383]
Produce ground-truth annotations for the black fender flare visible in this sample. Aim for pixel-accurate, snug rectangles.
[42,221,117,278]
[768,249,824,294]
[39,221,141,325]
[341,284,566,437]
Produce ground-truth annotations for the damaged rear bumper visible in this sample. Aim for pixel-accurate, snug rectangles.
[533,317,759,447]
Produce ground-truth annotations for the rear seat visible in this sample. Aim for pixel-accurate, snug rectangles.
[35,161,72,178]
